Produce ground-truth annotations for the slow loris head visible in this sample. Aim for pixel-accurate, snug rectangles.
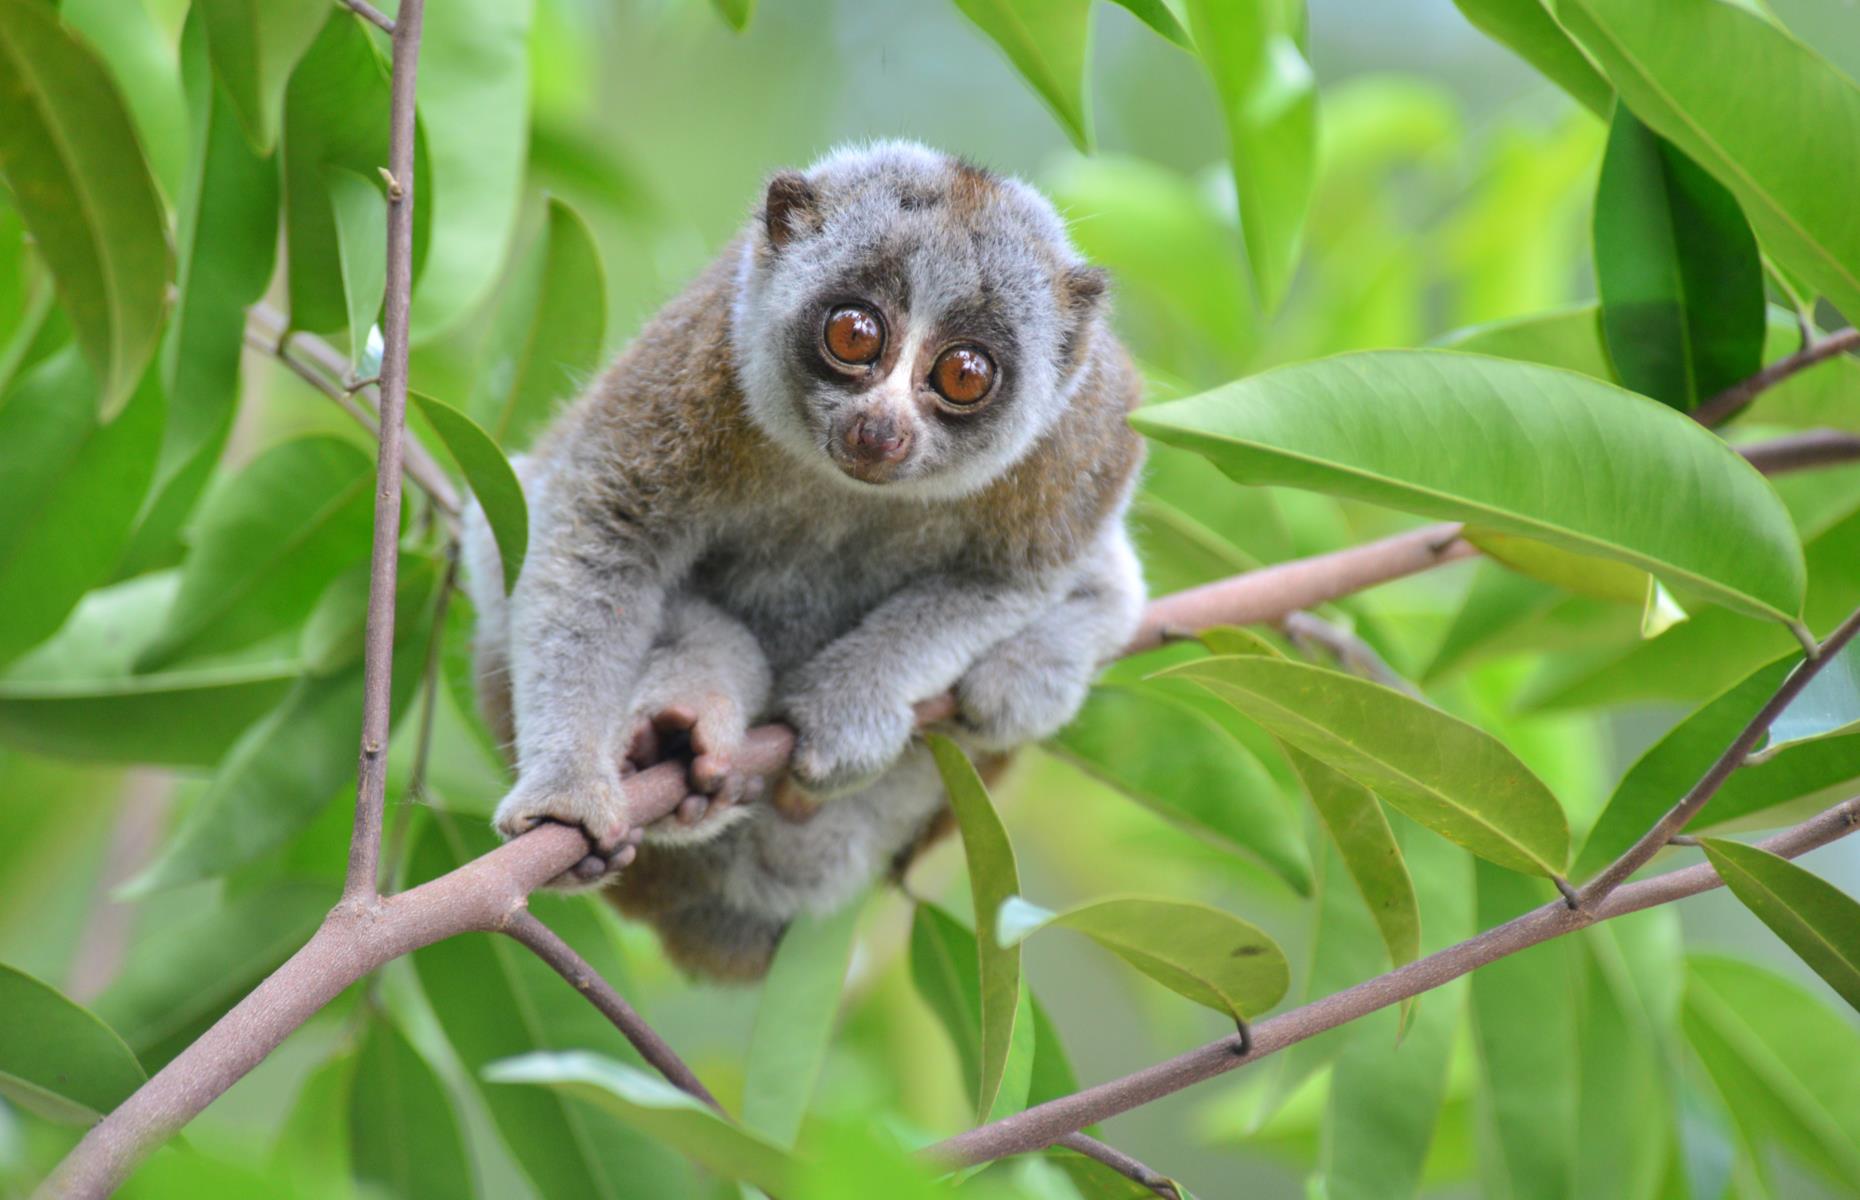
[729,140,1108,501]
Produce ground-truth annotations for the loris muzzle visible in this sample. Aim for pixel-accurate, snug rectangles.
[461,140,1146,981]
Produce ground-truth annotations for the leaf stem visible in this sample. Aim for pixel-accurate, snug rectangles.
[1694,327,1859,426]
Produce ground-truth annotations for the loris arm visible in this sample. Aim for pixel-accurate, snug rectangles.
[778,570,1069,796]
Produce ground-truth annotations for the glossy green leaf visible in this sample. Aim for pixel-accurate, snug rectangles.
[0,0,170,417]
[0,348,163,669]
[410,822,692,1199]
[125,16,280,579]
[409,0,532,336]
[709,0,756,32]
[1594,106,1764,411]
[468,198,606,449]
[1166,655,1570,876]
[951,0,1093,151]
[1469,862,1579,1200]
[411,391,529,592]
[1049,683,1310,893]
[1282,745,1419,969]
[1109,0,1192,47]
[1184,0,1316,308]
[1001,895,1288,1020]
[1765,640,1860,753]
[350,1018,476,1200]
[1575,654,1860,878]
[1466,528,1652,605]
[1682,954,1860,1191]
[326,166,385,375]
[1574,919,1682,1200]
[1556,0,1860,321]
[62,0,189,201]
[0,963,145,1123]
[1450,0,1610,113]
[137,436,376,672]
[1131,350,1806,622]
[281,14,431,337]
[486,1053,797,1195]
[193,0,326,153]
[1701,839,1860,1012]
[0,572,298,767]
[927,734,1028,1122]
[94,880,326,1070]
[742,898,861,1147]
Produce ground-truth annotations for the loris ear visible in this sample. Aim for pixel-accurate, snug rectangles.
[763,172,820,250]
[1062,265,1108,318]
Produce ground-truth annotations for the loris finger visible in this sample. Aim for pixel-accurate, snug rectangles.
[690,751,733,795]
[772,777,822,823]
[676,794,710,825]
[625,718,660,769]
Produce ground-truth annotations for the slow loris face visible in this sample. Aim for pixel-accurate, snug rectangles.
[729,141,1105,501]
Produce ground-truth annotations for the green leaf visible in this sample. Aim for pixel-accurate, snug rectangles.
[409,821,692,1199]
[1682,954,1860,1191]
[1700,839,1860,1013]
[486,1053,797,1195]
[468,198,607,449]
[1422,562,1564,681]
[1594,106,1764,411]
[1555,0,1860,322]
[927,734,1028,1122]
[1282,745,1419,969]
[1165,655,1570,876]
[94,880,326,1070]
[1450,0,1611,113]
[326,166,386,375]
[193,0,326,153]
[1108,0,1192,47]
[1469,862,1579,1200]
[1575,654,1860,878]
[0,0,170,417]
[1131,350,1806,622]
[0,572,298,767]
[350,1018,476,1200]
[0,347,163,669]
[708,0,756,32]
[408,0,532,336]
[951,0,1093,151]
[1049,683,1311,893]
[62,0,190,202]
[1764,640,1860,753]
[124,15,280,578]
[1183,0,1316,308]
[271,1049,356,1197]
[411,391,529,592]
[0,963,145,1123]
[1003,895,1288,1020]
[1466,527,1654,606]
[137,436,377,672]
[742,898,861,1148]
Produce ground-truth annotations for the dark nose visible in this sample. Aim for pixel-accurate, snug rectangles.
[846,413,910,463]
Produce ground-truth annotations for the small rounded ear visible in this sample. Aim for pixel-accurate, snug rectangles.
[1063,264,1109,315]
[762,172,819,250]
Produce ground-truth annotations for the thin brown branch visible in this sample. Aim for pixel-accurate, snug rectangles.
[339,0,395,34]
[503,911,722,1110]
[929,792,1860,1170]
[1737,429,1860,475]
[1055,1133,1183,1198]
[1280,610,1419,696]
[343,0,427,904]
[1577,604,1860,905]
[1695,328,1859,426]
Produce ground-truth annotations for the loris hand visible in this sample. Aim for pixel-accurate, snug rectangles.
[493,763,642,885]
[781,674,917,797]
[624,704,767,843]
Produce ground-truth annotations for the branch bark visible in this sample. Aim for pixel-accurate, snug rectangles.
[1695,327,1859,426]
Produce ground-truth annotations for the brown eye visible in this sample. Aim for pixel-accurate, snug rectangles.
[824,305,883,365]
[931,345,995,408]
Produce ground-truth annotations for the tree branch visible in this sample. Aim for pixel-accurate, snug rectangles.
[1695,327,1859,427]
[928,791,1860,1170]
[338,0,395,34]
[343,0,427,904]
[1737,429,1860,475]
[1055,1133,1183,1198]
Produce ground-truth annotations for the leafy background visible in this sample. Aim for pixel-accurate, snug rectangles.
[3,0,1860,1196]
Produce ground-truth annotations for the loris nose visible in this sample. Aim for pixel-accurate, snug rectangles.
[846,413,911,463]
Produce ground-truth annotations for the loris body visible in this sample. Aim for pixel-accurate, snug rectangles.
[462,142,1145,980]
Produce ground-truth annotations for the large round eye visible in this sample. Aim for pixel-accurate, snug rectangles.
[930,345,996,408]
[823,305,883,365]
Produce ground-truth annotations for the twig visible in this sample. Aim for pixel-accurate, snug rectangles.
[1280,610,1419,696]
[1055,1133,1183,1198]
[503,912,722,1110]
[343,0,427,904]
[1737,429,1860,476]
[927,791,1860,1170]
[339,0,395,34]
[1576,604,1860,906]
[1695,328,1859,426]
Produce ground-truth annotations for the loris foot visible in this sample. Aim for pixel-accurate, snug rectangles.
[493,768,638,887]
[627,705,763,846]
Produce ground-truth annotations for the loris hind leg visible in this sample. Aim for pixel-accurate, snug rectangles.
[954,524,1144,752]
